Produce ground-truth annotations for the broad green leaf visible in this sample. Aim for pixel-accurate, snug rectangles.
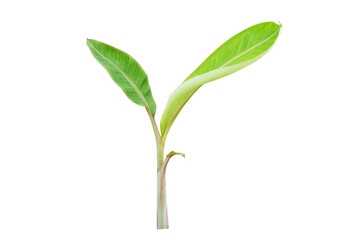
[87,39,157,115]
[160,22,281,142]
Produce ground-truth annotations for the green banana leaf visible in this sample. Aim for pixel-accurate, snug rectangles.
[87,39,157,115]
[160,22,281,142]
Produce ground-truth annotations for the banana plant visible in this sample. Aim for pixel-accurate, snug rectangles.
[87,21,281,229]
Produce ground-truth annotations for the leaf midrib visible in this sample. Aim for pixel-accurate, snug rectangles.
[88,41,151,112]
[219,28,280,68]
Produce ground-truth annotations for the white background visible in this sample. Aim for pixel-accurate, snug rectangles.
[0,0,359,239]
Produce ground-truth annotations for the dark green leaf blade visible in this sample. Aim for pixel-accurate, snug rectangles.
[87,39,156,115]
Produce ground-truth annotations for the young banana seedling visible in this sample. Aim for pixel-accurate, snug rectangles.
[87,21,281,229]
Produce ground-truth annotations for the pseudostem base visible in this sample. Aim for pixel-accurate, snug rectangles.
[157,168,168,229]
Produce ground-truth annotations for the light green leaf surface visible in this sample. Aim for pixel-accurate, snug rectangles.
[160,22,281,142]
[87,39,156,115]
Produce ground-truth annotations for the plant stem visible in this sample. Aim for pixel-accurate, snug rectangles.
[145,108,164,169]
[157,158,168,229]
[145,108,168,229]
[157,151,185,229]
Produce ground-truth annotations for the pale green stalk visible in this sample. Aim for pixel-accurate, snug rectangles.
[156,151,185,229]
[157,161,168,229]
[146,107,184,228]
[146,107,168,229]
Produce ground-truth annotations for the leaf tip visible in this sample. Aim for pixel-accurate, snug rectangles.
[86,38,94,48]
